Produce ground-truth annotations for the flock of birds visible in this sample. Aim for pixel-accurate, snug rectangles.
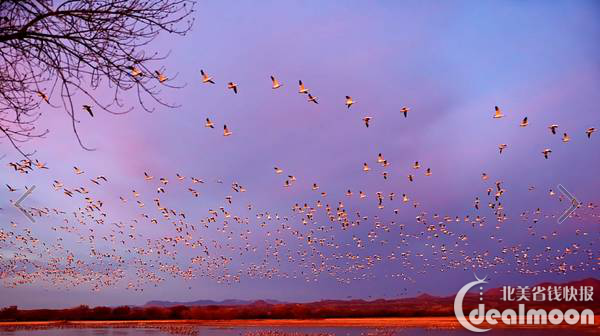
[200,70,409,136]
[491,106,596,158]
[1,69,598,299]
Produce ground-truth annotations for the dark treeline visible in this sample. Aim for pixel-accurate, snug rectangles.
[0,301,445,321]
[1,296,598,322]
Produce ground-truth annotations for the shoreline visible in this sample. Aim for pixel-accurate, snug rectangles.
[0,317,597,329]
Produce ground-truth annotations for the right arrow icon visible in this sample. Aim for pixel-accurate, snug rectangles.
[557,184,579,224]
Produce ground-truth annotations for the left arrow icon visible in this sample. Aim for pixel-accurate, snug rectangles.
[12,185,36,223]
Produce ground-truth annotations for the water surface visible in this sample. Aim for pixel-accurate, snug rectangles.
[0,326,592,336]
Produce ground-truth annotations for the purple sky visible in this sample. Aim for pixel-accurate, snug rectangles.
[1,1,599,309]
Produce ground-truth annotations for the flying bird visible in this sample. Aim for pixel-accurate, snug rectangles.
[205,118,214,128]
[345,96,355,108]
[201,70,215,84]
[270,76,281,89]
[298,80,308,94]
[363,163,370,172]
[37,91,50,104]
[493,106,504,119]
[82,105,93,117]
[227,82,238,94]
[548,124,558,134]
[520,117,528,127]
[34,160,48,169]
[129,66,142,77]
[223,125,232,136]
[362,117,372,128]
[542,148,552,159]
[586,127,596,138]
[562,133,570,143]
[155,70,167,83]
[400,107,410,118]
[499,144,507,154]
[307,94,318,104]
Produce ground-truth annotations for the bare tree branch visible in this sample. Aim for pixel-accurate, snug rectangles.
[0,0,195,156]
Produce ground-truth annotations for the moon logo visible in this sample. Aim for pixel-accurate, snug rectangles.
[454,274,491,333]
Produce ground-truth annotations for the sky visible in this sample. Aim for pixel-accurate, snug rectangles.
[1,1,599,309]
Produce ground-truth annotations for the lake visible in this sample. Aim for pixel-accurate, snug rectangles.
[0,326,594,336]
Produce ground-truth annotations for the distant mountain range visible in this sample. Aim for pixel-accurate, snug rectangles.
[145,278,599,310]
[3,278,597,321]
[144,299,286,307]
